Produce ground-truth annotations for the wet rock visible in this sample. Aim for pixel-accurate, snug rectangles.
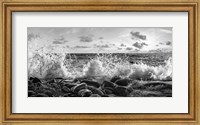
[108,94,117,97]
[71,83,87,93]
[29,77,34,80]
[115,78,131,86]
[63,82,77,89]
[63,93,76,97]
[61,80,73,85]
[55,77,63,80]
[51,83,60,89]
[110,76,121,83]
[28,85,35,91]
[44,90,53,97]
[62,86,71,93]
[28,90,36,97]
[28,80,33,86]
[63,94,69,97]
[34,82,42,87]
[35,87,45,93]
[73,77,89,83]
[35,93,49,97]
[104,88,113,95]
[114,86,128,96]
[80,80,100,88]
[87,86,104,96]
[126,86,134,93]
[102,81,116,89]
[48,79,57,84]
[32,77,41,83]
[90,94,101,97]
[78,89,92,97]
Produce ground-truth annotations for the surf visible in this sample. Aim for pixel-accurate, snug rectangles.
[28,52,172,81]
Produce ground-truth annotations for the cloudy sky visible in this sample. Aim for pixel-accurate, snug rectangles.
[28,27,172,53]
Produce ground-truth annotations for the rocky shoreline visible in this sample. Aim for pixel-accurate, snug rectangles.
[28,77,172,97]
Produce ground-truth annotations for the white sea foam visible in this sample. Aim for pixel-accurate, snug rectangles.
[28,53,172,81]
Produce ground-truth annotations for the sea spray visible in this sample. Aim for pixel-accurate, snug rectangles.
[28,52,66,79]
[28,53,172,81]
[128,57,172,80]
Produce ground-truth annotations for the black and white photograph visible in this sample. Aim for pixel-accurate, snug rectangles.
[28,27,172,97]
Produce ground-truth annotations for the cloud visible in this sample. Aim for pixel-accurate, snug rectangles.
[159,28,172,34]
[53,40,68,44]
[120,43,126,47]
[159,42,164,45]
[99,37,104,40]
[118,47,122,50]
[94,44,110,48]
[52,36,68,44]
[132,42,148,49]
[79,35,94,42]
[110,43,115,46]
[28,33,40,41]
[159,41,172,46]
[134,49,140,52]
[74,45,90,48]
[166,41,172,45]
[130,31,147,40]
[126,47,133,50]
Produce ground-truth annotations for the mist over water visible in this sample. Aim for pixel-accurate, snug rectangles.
[28,52,172,81]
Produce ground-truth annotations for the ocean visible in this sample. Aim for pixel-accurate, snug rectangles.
[28,52,172,81]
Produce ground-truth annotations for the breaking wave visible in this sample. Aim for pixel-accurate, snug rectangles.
[28,53,172,81]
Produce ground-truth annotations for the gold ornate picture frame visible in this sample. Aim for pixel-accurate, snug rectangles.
[0,0,199,125]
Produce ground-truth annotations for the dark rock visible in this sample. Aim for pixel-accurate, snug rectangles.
[110,76,121,83]
[63,94,69,97]
[34,82,42,87]
[104,88,113,95]
[35,87,44,93]
[102,95,109,97]
[28,90,36,97]
[29,95,36,97]
[32,77,41,83]
[28,80,33,86]
[44,90,53,97]
[108,94,117,97]
[71,83,87,93]
[29,77,34,80]
[55,77,63,80]
[126,86,134,93]
[61,80,73,85]
[114,86,128,96]
[63,82,77,88]
[90,94,100,97]
[62,86,71,93]
[63,93,76,97]
[115,78,131,86]
[51,83,60,89]
[48,79,56,84]
[143,82,172,90]
[28,85,35,91]
[35,93,49,97]
[78,89,92,97]
[80,80,100,88]
[102,81,116,89]
[73,77,89,83]
[87,86,104,96]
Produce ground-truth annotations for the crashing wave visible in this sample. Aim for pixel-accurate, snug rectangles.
[28,52,172,81]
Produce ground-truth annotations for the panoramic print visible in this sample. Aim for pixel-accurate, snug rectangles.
[28,27,172,97]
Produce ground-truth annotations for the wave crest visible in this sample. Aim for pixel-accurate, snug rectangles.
[28,53,172,81]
